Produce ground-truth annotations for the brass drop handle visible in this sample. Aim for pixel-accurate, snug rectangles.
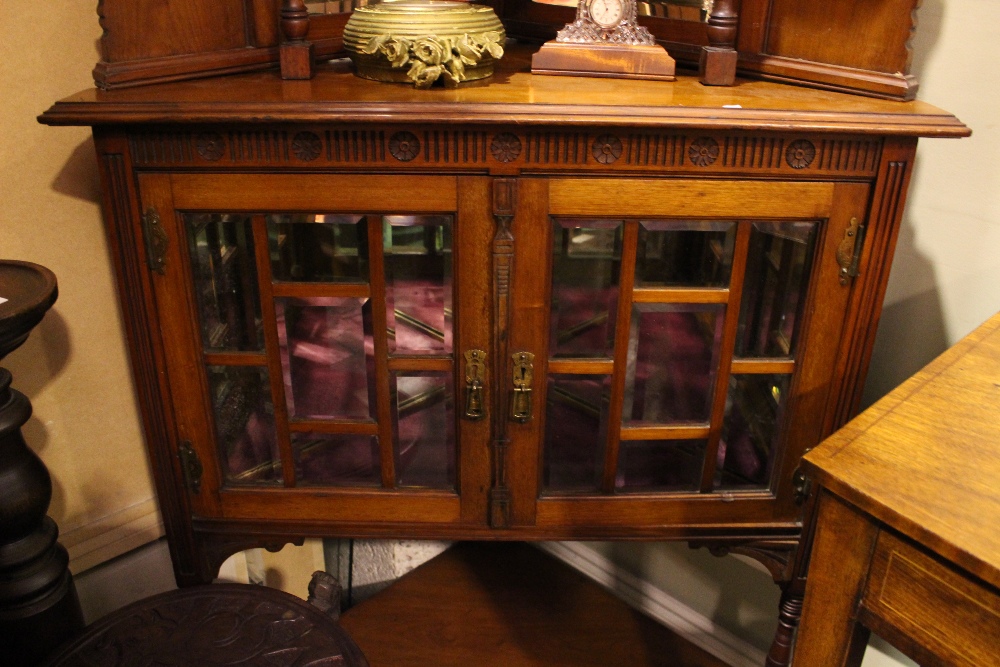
[464,349,486,420]
[510,351,535,423]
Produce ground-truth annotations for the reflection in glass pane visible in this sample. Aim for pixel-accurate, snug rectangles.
[276,297,375,420]
[293,433,380,487]
[550,220,622,358]
[207,365,281,486]
[268,214,368,283]
[616,440,706,492]
[623,304,724,424]
[716,374,791,490]
[393,372,455,489]
[736,221,817,358]
[635,220,736,288]
[186,214,262,352]
[543,374,611,492]
[384,216,453,355]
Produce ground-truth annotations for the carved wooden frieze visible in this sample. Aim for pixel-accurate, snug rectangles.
[127,127,882,177]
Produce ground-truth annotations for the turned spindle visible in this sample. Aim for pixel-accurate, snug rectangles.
[699,0,738,86]
[0,261,83,665]
[281,0,316,80]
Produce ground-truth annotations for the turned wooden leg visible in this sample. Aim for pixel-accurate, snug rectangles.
[700,0,738,86]
[766,586,804,667]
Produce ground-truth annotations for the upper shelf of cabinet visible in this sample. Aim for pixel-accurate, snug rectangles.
[41,46,969,138]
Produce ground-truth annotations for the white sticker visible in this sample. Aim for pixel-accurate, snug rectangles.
[0,297,7,306]
[723,104,743,109]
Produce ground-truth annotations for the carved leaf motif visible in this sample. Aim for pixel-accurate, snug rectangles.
[491,133,522,163]
[786,139,817,169]
[389,131,421,161]
[688,137,720,167]
[291,131,322,161]
[592,134,623,164]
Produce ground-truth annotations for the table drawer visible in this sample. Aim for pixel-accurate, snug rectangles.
[860,530,1000,667]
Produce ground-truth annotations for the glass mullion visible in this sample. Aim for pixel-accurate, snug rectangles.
[602,220,640,493]
[365,215,397,488]
[251,214,298,487]
[699,221,753,492]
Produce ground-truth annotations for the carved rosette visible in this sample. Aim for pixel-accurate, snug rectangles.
[389,131,421,161]
[786,140,816,169]
[592,134,623,164]
[196,132,225,161]
[491,133,522,163]
[688,137,720,167]
[291,131,322,161]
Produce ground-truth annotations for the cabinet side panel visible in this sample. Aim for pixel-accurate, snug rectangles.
[92,129,197,584]
[100,0,251,62]
[825,137,918,433]
[763,0,917,74]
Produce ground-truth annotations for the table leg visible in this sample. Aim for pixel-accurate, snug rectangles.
[792,490,878,666]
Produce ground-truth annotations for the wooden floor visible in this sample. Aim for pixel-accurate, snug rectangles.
[339,542,732,667]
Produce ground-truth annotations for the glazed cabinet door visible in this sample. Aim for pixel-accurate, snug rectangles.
[138,173,494,529]
[507,178,871,534]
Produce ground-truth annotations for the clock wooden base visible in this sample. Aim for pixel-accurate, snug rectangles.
[531,42,676,81]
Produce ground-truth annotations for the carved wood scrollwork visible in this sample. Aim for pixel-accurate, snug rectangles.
[691,539,798,583]
[194,533,307,585]
[489,178,516,529]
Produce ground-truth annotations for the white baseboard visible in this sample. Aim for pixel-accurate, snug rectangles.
[60,497,164,574]
[536,542,767,667]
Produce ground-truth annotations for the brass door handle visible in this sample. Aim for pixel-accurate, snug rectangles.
[464,349,486,420]
[510,351,535,423]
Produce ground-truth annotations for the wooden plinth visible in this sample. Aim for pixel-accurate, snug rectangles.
[700,46,738,86]
[532,42,676,81]
[339,542,728,666]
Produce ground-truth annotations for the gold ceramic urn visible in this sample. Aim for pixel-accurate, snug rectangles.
[343,1,505,88]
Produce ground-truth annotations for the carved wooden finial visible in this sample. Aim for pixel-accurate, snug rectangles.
[280,0,315,79]
[699,0,738,86]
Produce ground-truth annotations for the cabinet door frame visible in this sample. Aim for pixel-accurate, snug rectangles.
[508,177,871,532]
[137,172,494,528]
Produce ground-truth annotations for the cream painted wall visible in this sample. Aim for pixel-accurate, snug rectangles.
[0,4,162,571]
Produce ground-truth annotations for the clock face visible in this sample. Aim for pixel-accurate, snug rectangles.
[588,0,624,29]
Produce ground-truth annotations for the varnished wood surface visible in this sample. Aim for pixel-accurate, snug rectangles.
[339,542,731,667]
[42,46,968,137]
[803,311,1000,592]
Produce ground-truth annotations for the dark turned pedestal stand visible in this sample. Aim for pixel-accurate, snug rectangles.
[0,261,84,665]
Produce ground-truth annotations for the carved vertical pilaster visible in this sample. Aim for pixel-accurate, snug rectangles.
[489,178,516,528]
[280,0,315,80]
[700,0,738,86]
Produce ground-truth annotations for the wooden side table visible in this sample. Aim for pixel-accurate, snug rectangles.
[793,312,1000,666]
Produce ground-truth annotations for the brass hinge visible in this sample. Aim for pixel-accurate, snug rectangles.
[836,217,866,286]
[142,206,169,275]
[178,440,203,494]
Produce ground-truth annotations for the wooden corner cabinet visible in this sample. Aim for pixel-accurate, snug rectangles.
[41,46,967,663]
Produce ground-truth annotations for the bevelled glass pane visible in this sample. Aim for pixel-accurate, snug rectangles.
[550,220,622,358]
[267,214,368,283]
[384,216,453,355]
[543,374,611,492]
[635,220,736,287]
[276,297,375,420]
[623,304,725,424]
[207,365,281,486]
[715,374,792,490]
[616,440,706,493]
[393,371,455,489]
[186,214,262,352]
[736,221,818,358]
[293,433,380,487]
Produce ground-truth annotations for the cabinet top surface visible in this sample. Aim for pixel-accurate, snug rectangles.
[804,312,1000,589]
[41,46,968,137]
